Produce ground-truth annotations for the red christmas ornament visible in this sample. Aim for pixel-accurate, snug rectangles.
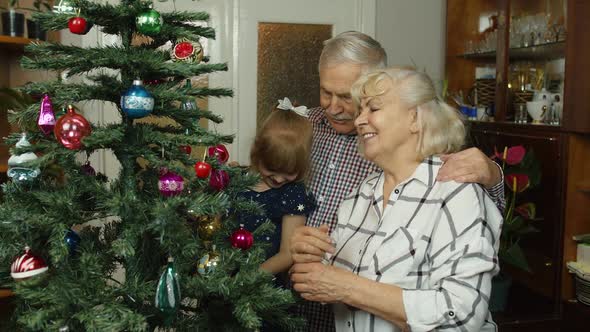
[179,145,192,155]
[173,41,195,60]
[194,161,212,179]
[207,144,229,164]
[11,246,48,280]
[171,39,204,63]
[145,78,165,85]
[68,16,88,35]
[230,224,253,250]
[209,169,229,191]
[54,105,92,150]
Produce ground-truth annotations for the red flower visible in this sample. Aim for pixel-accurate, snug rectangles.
[494,145,526,165]
[515,203,536,219]
[505,173,530,192]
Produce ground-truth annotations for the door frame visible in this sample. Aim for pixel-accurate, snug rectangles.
[215,0,377,164]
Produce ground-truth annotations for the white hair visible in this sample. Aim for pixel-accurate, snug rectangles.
[351,67,466,158]
[319,31,387,72]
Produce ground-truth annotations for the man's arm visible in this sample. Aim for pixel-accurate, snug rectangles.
[437,147,506,212]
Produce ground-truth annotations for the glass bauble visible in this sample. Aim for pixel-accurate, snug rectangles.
[120,80,155,119]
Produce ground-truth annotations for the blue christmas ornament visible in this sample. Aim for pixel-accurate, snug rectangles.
[65,229,81,255]
[120,79,155,118]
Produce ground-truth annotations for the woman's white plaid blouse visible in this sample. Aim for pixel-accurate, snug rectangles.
[298,107,505,332]
[328,157,502,332]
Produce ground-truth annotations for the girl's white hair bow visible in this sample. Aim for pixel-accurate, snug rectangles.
[277,97,309,118]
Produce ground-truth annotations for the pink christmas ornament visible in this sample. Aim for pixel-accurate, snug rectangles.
[38,94,56,135]
[207,144,229,164]
[54,105,92,150]
[11,246,49,280]
[158,169,185,197]
[209,169,229,191]
[230,224,253,250]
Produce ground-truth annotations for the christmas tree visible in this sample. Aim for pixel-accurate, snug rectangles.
[0,0,298,330]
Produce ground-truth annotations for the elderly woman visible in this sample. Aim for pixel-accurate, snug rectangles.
[289,67,502,332]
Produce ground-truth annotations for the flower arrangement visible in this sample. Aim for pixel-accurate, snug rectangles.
[493,145,542,272]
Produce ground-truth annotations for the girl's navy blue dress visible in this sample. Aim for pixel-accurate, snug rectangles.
[240,181,315,332]
[239,181,316,260]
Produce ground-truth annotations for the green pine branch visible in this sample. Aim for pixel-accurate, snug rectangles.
[1,0,298,330]
[33,3,214,43]
[22,43,229,79]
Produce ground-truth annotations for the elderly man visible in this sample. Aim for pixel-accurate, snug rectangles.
[295,31,504,332]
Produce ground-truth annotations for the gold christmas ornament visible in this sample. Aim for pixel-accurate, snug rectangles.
[187,212,222,241]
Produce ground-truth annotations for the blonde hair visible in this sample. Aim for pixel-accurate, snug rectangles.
[250,105,313,182]
[319,31,387,72]
[351,67,465,158]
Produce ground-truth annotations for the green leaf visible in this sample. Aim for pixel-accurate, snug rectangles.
[500,243,531,272]
[504,215,524,234]
[0,87,34,114]
[515,225,540,235]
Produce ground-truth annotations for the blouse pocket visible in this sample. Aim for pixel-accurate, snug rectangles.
[368,226,430,287]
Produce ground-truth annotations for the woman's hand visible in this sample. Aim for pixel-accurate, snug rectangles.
[292,262,410,329]
[437,147,502,188]
[290,224,334,264]
[290,262,351,303]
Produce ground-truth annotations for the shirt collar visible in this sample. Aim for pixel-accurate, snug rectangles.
[364,156,443,189]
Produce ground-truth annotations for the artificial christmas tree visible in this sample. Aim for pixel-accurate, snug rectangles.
[0,0,298,331]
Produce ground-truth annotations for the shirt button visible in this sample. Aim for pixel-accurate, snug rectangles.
[394,189,399,194]
[318,196,324,202]
[329,163,336,169]
[358,249,362,254]
[448,310,455,317]
[347,321,351,327]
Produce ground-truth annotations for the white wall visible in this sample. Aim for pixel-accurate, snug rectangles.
[375,0,446,88]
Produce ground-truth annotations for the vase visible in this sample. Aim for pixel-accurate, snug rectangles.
[26,19,47,40]
[1,10,25,37]
[489,274,512,312]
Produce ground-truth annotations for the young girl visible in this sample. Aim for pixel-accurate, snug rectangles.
[239,97,315,277]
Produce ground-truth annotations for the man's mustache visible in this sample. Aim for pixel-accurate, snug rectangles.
[326,113,353,121]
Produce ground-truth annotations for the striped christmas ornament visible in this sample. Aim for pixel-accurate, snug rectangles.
[10,246,49,280]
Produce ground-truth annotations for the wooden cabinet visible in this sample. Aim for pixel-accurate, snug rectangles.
[447,0,590,329]
[470,123,567,326]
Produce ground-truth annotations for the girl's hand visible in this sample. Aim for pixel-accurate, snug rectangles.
[290,224,334,264]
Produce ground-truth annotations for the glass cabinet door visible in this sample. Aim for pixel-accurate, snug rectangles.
[505,0,567,126]
[471,126,564,324]
[446,0,567,126]
[446,0,499,120]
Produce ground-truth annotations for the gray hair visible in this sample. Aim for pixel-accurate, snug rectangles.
[351,67,465,159]
[319,31,387,72]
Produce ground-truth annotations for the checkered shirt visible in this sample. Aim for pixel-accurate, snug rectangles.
[328,157,501,331]
[306,107,379,233]
[298,107,506,332]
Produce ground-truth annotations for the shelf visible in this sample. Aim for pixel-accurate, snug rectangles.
[0,35,38,52]
[460,50,496,60]
[468,120,567,134]
[577,182,590,193]
[0,289,13,299]
[458,41,566,61]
